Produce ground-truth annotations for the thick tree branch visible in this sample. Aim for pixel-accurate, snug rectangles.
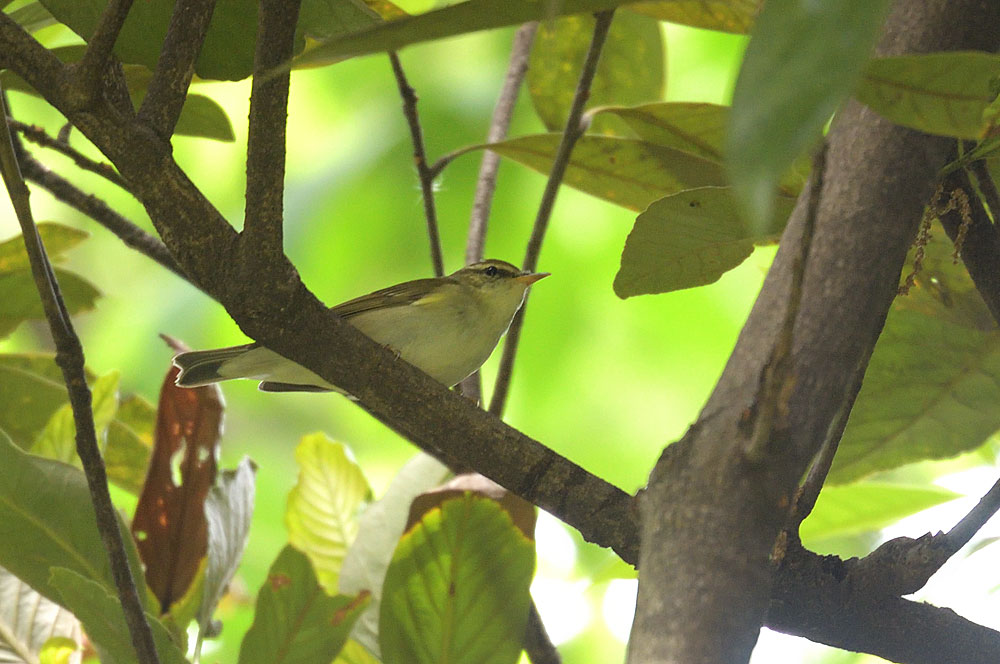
[71,0,134,106]
[627,3,1000,663]
[489,10,614,417]
[0,89,161,664]
[136,0,218,140]
[241,0,302,272]
[389,51,444,277]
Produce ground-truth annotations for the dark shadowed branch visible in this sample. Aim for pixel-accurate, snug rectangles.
[71,0,135,104]
[8,118,128,189]
[0,88,161,664]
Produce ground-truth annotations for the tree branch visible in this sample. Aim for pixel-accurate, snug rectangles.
[489,10,614,417]
[0,88,161,664]
[70,0,134,106]
[8,117,128,189]
[136,0,218,140]
[389,51,444,276]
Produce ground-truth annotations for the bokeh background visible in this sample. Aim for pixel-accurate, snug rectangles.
[3,4,999,663]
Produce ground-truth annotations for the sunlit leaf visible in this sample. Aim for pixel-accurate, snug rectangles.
[728,0,890,231]
[0,431,150,610]
[38,636,80,664]
[855,51,1000,140]
[297,0,637,65]
[800,483,959,548]
[132,365,221,613]
[7,2,58,32]
[49,568,187,664]
[104,395,156,495]
[627,0,760,34]
[0,354,74,449]
[528,12,664,133]
[238,546,370,664]
[335,639,381,664]
[380,494,535,664]
[489,133,726,211]
[594,102,728,160]
[31,370,119,463]
[198,459,257,647]
[286,434,372,593]
[339,452,450,657]
[406,473,536,541]
[614,187,793,297]
[0,566,82,664]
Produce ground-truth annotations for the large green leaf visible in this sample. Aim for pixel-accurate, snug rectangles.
[528,11,664,133]
[297,0,637,65]
[0,432,150,610]
[855,51,1000,140]
[238,546,370,664]
[103,395,155,495]
[727,0,890,231]
[0,223,100,339]
[627,0,760,34]
[31,370,119,463]
[614,187,793,297]
[831,228,1000,482]
[800,483,959,548]
[489,134,726,211]
[49,568,186,664]
[0,565,82,664]
[286,434,371,593]
[379,494,535,664]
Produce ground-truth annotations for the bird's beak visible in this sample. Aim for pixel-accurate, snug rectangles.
[515,272,550,285]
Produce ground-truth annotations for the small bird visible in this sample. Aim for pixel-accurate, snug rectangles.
[173,259,549,393]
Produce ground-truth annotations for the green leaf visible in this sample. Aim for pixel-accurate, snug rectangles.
[831,228,1000,482]
[31,370,120,463]
[490,134,726,211]
[7,2,57,33]
[104,394,156,495]
[727,0,890,231]
[299,0,383,40]
[855,51,1000,140]
[0,431,151,610]
[173,93,236,142]
[0,224,100,339]
[800,483,959,548]
[627,0,760,34]
[614,187,792,297]
[297,0,636,65]
[0,353,74,448]
[335,639,381,664]
[238,546,370,664]
[339,453,451,657]
[49,568,187,664]
[38,636,80,664]
[286,434,371,593]
[379,494,535,664]
[528,12,664,133]
[594,102,729,161]
[0,565,82,664]
[199,459,257,641]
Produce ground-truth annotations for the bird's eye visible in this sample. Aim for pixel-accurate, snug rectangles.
[484,265,499,277]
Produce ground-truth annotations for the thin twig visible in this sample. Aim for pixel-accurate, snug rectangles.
[8,117,128,189]
[947,473,1000,552]
[0,89,161,664]
[969,158,1000,225]
[137,0,218,140]
[72,0,135,103]
[389,51,445,277]
[459,21,538,404]
[488,10,615,417]
[241,0,302,265]
[744,143,828,463]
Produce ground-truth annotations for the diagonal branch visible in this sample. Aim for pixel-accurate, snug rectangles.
[137,0,218,140]
[489,10,615,417]
[71,0,135,106]
[0,88,161,664]
[9,117,128,189]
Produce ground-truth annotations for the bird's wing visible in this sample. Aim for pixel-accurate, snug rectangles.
[330,277,452,318]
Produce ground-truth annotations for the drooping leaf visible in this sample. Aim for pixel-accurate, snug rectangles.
[132,365,222,613]
[528,12,664,133]
[31,370,120,463]
[627,0,760,34]
[237,546,370,664]
[855,51,1000,140]
[0,431,150,610]
[489,134,726,211]
[296,0,637,66]
[0,565,82,664]
[286,434,371,593]
[800,483,960,548]
[49,568,187,664]
[830,227,1000,482]
[339,452,450,657]
[379,494,535,664]
[615,187,793,297]
[727,0,890,231]
[0,224,100,339]
[198,458,257,645]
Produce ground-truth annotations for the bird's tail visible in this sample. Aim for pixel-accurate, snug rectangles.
[173,345,253,387]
